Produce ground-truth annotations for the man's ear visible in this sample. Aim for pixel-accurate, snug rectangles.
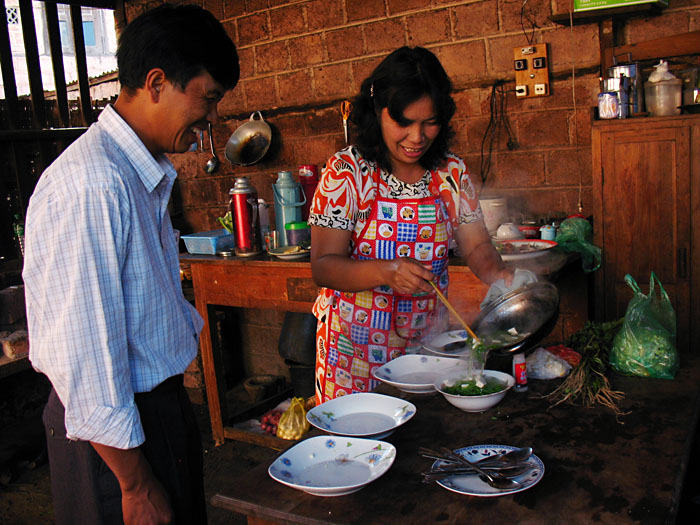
[144,68,167,102]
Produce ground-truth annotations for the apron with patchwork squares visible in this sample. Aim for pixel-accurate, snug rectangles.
[317,169,451,403]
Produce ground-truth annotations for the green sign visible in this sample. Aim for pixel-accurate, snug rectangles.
[574,0,668,11]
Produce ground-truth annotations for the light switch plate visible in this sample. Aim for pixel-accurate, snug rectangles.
[514,44,549,98]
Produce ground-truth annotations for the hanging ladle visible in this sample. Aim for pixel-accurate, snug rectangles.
[205,122,219,174]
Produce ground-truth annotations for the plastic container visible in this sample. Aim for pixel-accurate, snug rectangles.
[644,79,682,117]
[273,171,305,247]
[512,353,528,392]
[285,221,310,246]
[182,229,235,255]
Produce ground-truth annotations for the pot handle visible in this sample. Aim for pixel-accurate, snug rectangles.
[272,183,307,207]
[250,111,264,122]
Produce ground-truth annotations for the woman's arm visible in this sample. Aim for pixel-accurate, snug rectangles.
[310,225,435,295]
[454,219,513,286]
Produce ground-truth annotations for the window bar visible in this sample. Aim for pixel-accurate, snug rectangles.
[44,2,69,128]
[0,0,19,129]
[18,0,47,128]
[69,4,93,125]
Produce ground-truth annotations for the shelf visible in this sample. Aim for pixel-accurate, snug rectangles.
[551,5,665,25]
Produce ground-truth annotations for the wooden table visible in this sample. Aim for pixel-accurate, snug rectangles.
[181,249,575,447]
[211,351,700,524]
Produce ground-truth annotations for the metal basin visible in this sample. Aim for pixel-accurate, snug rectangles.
[471,281,560,354]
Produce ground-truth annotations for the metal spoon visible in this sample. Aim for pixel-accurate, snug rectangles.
[205,122,219,174]
[422,463,533,483]
[440,447,522,490]
[418,446,532,468]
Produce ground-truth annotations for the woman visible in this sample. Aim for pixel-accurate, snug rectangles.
[308,46,512,405]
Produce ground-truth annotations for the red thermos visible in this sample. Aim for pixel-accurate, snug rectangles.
[229,177,262,256]
[298,165,318,221]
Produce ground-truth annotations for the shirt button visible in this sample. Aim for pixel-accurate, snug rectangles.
[49,428,54,436]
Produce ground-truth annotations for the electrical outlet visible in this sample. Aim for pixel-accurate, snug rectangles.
[514,44,549,98]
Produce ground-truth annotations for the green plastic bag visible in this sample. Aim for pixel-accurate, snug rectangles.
[554,217,601,273]
[610,273,679,379]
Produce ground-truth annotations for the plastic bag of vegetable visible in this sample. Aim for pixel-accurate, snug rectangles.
[610,273,679,379]
[554,217,601,273]
[276,397,310,440]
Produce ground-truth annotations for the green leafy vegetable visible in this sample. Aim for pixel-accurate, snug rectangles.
[442,377,506,396]
[218,211,233,234]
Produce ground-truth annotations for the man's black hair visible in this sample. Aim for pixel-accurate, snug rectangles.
[351,46,456,173]
[117,4,239,92]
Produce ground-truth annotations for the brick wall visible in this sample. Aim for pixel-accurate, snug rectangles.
[124,0,700,390]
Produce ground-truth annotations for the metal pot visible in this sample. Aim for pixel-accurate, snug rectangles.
[224,111,272,166]
[471,281,560,355]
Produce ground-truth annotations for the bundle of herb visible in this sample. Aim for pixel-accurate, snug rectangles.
[543,319,628,418]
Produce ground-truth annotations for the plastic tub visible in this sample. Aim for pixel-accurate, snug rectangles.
[644,79,682,117]
[285,221,310,247]
[182,229,235,255]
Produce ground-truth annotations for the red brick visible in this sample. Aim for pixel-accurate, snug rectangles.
[407,10,450,46]
[256,40,290,74]
[351,56,383,93]
[326,26,365,61]
[627,11,693,43]
[573,107,592,146]
[500,0,552,33]
[490,151,546,188]
[515,110,570,148]
[305,0,345,32]
[346,0,386,22]
[247,0,270,13]
[223,0,245,18]
[221,19,237,47]
[450,117,470,155]
[453,86,489,118]
[487,34,530,76]
[243,76,278,108]
[237,47,255,80]
[270,3,306,38]
[272,113,309,139]
[546,148,592,186]
[453,1,498,39]
[547,25,599,71]
[313,63,354,99]
[238,12,270,46]
[217,85,246,118]
[278,70,314,106]
[434,41,487,86]
[547,75,599,109]
[304,107,343,135]
[203,0,224,19]
[292,135,340,169]
[387,0,431,16]
[364,18,407,54]
[289,34,326,68]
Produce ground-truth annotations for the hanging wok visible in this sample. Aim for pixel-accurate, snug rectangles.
[224,111,272,166]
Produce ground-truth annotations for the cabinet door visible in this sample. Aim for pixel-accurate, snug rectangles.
[594,123,691,350]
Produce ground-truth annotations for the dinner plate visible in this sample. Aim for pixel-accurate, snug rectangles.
[268,435,396,496]
[306,392,416,439]
[372,354,465,393]
[268,246,310,260]
[422,329,470,357]
[433,444,544,497]
[493,239,557,261]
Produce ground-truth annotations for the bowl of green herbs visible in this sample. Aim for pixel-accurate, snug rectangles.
[434,370,514,412]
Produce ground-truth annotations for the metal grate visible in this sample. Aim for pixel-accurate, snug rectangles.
[6,7,19,24]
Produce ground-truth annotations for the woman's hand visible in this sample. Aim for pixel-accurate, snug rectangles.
[382,258,435,295]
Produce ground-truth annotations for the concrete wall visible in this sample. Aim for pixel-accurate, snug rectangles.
[123,0,700,392]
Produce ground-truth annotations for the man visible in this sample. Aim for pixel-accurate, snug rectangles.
[23,5,239,524]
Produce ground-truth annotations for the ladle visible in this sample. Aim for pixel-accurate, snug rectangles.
[429,280,480,344]
[205,122,219,174]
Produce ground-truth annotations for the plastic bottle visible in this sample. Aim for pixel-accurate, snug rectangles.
[512,353,528,392]
[298,165,318,221]
[272,171,305,247]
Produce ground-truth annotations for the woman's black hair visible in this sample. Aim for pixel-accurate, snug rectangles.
[351,46,456,173]
[117,4,239,92]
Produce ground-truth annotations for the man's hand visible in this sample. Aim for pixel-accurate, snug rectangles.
[90,442,173,524]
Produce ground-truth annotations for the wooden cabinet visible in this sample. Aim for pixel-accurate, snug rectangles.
[591,115,700,352]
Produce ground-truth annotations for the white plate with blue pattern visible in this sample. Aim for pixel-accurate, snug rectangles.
[433,444,544,497]
[371,354,465,393]
[306,392,416,439]
[268,435,396,496]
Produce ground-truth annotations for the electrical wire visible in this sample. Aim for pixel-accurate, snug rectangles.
[569,3,584,214]
[520,0,539,45]
[479,81,517,185]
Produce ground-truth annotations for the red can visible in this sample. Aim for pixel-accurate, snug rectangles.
[229,177,262,256]
[298,165,318,221]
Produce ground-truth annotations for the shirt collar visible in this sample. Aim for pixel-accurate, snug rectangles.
[98,104,177,194]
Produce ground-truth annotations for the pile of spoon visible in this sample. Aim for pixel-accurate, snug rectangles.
[419,446,533,489]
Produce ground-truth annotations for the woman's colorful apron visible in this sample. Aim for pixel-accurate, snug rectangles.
[315,168,452,404]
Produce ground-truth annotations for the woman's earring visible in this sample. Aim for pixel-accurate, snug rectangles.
[370,83,374,98]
